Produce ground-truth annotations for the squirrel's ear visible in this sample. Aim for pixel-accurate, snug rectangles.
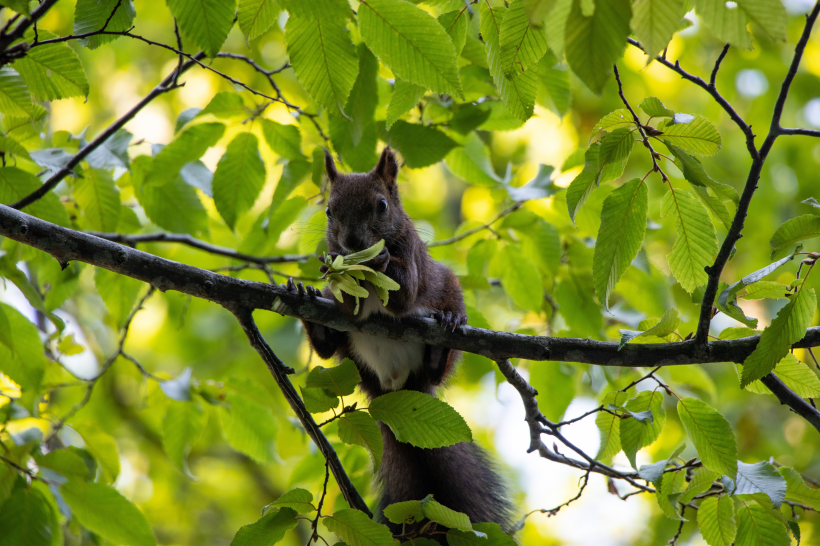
[324,148,338,183]
[374,146,398,185]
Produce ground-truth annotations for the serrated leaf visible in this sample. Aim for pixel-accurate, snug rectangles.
[767,354,820,398]
[220,392,278,463]
[447,522,516,546]
[718,249,798,311]
[145,122,225,187]
[198,92,246,119]
[593,178,648,306]
[261,119,304,160]
[482,2,537,121]
[735,461,787,508]
[0,166,70,227]
[267,489,316,514]
[238,0,279,40]
[631,0,685,60]
[14,31,89,100]
[360,0,462,97]
[86,129,132,170]
[383,500,424,525]
[741,288,816,387]
[497,244,543,311]
[779,467,820,511]
[213,131,267,230]
[698,496,737,546]
[565,0,631,94]
[735,502,790,546]
[620,390,665,469]
[0,302,45,391]
[167,0,235,58]
[566,146,600,224]
[62,480,156,546]
[369,390,472,448]
[0,67,33,116]
[660,115,721,156]
[680,467,720,503]
[286,14,359,116]
[385,121,459,169]
[230,507,298,546]
[656,469,686,520]
[386,79,425,130]
[591,109,636,137]
[421,496,472,532]
[306,358,361,396]
[677,397,737,479]
[736,0,786,41]
[597,127,635,184]
[439,9,468,55]
[499,0,548,78]
[445,132,502,186]
[0,486,54,546]
[74,0,136,49]
[300,386,340,414]
[94,267,142,328]
[545,0,572,58]
[666,143,738,205]
[692,185,733,230]
[770,214,820,258]
[338,411,384,471]
[278,0,350,21]
[741,281,789,300]
[536,51,570,117]
[619,309,681,348]
[661,189,718,293]
[138,175,209,235]
[595,391,629,460]
[163,399,206,479]
[75,168,121,232]
[323,509,395,546]
[694,0,753,49]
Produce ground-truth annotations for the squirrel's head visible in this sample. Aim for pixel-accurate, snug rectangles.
[324,147,405,253]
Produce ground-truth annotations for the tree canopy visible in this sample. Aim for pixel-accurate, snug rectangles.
[0,0,820,545]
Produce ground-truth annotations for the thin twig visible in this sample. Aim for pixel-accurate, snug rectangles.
[427,202,523,247]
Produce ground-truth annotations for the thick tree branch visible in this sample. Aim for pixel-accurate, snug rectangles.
[694,2,820,343]
[10,52,206,210]
[760,373,820,431]
[779,127,820,138]
[2,205,820,432]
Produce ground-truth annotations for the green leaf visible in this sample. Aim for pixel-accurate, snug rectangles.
[74,0,136,49]
[75,168,121,232]
[198,92,246,119]
[768,354,820,398]
[261,119,304,160]
[780,467,820,511]
[736,0,786,41]
[591,109,636,137]
[679,467,720,503]
[536,51,570,117]
[497,244,543,311]
[499,0,548,78]
[735,502,790,546]
[87,129,133,170]
[35,448,91,482]
[278,0,350,21]
[286,14,359,116]
[439,9,469,55]
[630,0,685,60]
[566,146,600,224]
[138,175,209,235]
[369,390,472,448]
[322,509,395,546]
[692,185,733,231]
[656,469,686,520]
[593,178,648,306]
[338,411,384,470]
[14,31,89,100]
[299,386,340,414]
[619,309,681,349]
[266,489,316,514]
[565,0,631,94]
[220,392,279,463]
[75,424,120,484]
[661,189,718,293]
[735,461,787,508]
[718,250,798,312]
[383,500,424,525]
[677,397,737,479]
[445,132,502,186]
[360,0,462,97]
[0,486,54,546]
[0,67,33,116]
[694,0,753,49]
[482,2,537,121]
[619,390,665,469]
[386,79,426,130]
[230,507,298,546]
[0,166,70,227]
[0,302,45,391]
[659,115,721,156]
[666,143,738,205]
[163,399,206,479]
[62,480,156,546]
[447,522,517,546]
[640,97,675,118]
[238,0,279,40]
[212,131,266,230]
[145,122,226,187]
[306,359,361,396]
[595,127,635,184]
[95,267,143,328]
[167,0,235,58]
[421,496,472,532]
[595,391,629,461]
[770,214,820,258]
[385,121,459,169]
[741,288,816,387]
[0,136,30,162]
[698,496,737,546]
[741,281,790,300]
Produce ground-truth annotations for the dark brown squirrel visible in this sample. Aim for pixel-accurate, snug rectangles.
[283,147,513,542]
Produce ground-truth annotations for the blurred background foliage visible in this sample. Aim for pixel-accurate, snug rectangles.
[1,0,820,544]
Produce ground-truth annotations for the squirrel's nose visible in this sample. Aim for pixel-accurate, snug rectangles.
[345,234,364,251]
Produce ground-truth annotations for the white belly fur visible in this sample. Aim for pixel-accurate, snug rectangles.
[348,286,429,391]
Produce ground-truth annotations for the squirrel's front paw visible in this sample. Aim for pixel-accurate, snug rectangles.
[319,252,340,275]
[366,248,390,272]
[280,277,320,298]
[432,311,467,332]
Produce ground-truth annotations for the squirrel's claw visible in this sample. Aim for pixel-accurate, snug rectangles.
[433,311,467,332]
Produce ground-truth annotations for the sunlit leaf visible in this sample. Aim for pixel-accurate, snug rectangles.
[698,496,737,546]
[677,397,737,479]
[167,0,235,58]
[661,189,718,293]
[74,0,136,49]
[369,390,472,448]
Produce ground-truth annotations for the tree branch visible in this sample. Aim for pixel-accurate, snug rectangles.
[760,373,820,431]
[0,0,59,51]
[10,52,206,210]
[694,1,820,343]
[426,202,522,247]
[779,127,820,138]
[3,204,820,431]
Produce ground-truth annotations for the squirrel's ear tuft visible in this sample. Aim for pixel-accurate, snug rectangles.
[324,148,338,183]
[374,146,398,185]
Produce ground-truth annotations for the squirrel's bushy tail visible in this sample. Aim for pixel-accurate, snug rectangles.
[376,424,514,542]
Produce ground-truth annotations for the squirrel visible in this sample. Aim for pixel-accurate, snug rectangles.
[286,147,513,542]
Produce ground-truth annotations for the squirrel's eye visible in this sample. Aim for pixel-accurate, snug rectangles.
[326,207,332,218]
[377,199,388,213]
